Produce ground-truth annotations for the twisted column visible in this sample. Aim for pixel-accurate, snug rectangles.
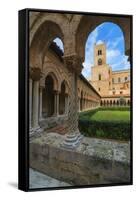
[61,55,83,149]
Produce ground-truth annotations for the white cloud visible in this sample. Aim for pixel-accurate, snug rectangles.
[111,55,130,71]
[96,40,104,45]
[82,61,93,79]
[53,38,64,52]
[107,49,121,62]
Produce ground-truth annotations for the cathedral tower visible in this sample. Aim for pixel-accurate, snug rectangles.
[91,43,112,96]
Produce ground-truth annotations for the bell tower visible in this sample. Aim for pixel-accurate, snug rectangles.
[94,43,106,66]
[91,43,112,96]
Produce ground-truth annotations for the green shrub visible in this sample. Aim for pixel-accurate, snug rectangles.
[78,119,130,141]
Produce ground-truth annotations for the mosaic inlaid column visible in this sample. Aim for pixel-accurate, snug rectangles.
[61,55,83,149]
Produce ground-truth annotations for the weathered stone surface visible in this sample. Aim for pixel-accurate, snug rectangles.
[29,168,71,189]
[30,133,130,186]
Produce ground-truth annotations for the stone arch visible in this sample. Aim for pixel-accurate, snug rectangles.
[128,99,130,106]
[30,20,64,69]
[75,15,131,61]
[45,72,59,91]
[110,100,112,106]
[44,71,59,91]
[60,79,70,94]
[30,13,67,46]
[117,100,119,106]
[113,100,116,106]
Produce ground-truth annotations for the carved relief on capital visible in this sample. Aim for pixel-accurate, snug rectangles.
[30,67,42,81]
[63,55,83,75]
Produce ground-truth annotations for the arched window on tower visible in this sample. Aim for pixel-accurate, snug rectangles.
[98,58,102,65]
[98,74,101,80]
[98,50,102,55]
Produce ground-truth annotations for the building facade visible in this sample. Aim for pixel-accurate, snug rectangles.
[90,43,130,106]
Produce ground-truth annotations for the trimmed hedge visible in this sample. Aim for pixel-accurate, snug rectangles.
[79,107,131,141]
[78,119,130,141]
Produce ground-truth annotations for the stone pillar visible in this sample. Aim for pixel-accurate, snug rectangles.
[54,91,59,116]
[39,87,43,120]
[29,78,34,134]
[33,81,40,129]
[30,67,43,134]
[61,55,83,149]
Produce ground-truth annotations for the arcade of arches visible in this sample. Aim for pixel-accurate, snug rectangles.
[29,12,131,148]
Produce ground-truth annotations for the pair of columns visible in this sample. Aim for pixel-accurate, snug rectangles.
[29,68,43,136]
[54,92,69,116]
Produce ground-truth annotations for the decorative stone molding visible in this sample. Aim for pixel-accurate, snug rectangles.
[30,67,42,81]
[63,54,83,75]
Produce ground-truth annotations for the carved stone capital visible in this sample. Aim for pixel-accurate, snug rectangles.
[63,55,83,75]
[30,67,42,81]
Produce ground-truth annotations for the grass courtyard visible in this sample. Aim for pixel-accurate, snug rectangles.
[90,110,130,122]
[79,107,131,141]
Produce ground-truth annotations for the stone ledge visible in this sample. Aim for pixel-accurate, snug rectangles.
[30,132,130,185]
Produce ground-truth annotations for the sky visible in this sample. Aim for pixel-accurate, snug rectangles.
[53,22,130,79]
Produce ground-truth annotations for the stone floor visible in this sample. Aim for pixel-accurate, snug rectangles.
[29,168,71,189]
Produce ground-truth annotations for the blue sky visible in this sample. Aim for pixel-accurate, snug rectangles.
[54,22,130,79]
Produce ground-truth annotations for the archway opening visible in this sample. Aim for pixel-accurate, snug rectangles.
[53,37,64,53]
[82,22,130,80]
[43,75,54,117]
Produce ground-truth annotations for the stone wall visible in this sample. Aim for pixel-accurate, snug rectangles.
[30,133,130,186]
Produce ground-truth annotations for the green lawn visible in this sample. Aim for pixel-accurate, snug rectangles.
[90,110,130,122]
[79,108,131,140]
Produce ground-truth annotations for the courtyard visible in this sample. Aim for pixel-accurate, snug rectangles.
[28,11,131,189]
[79,107,130,141]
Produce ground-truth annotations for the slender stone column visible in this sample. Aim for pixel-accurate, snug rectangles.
[39,87,43,120]
[33,81,40,129]
[29,78,33,134]
[61,55,83,149]
[30,67,43,134]
[54,91,59,116]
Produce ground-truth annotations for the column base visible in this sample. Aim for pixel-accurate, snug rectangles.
[30,126,44,138]
[61,130,83,149]
[29,127,34,135]
[33,126,43,133]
